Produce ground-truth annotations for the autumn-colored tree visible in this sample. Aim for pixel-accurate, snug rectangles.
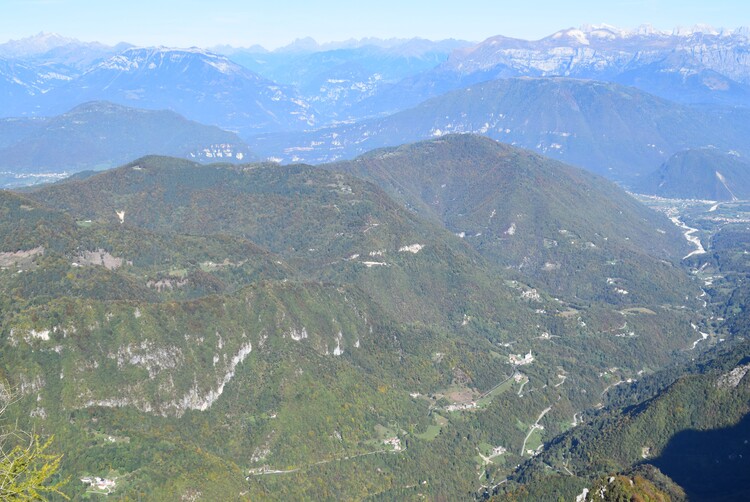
[0,388,68,500]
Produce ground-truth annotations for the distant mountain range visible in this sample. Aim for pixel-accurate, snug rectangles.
[449,24,750,88]
[0,32,129,63]
[247,78,750,184]
[355,24,750,118]
[0,33,129,116]
[35,47,317,136]
[2,27,750,191]
[215,38,471,121]
[0,101,253,185]
[0,34,466,132]
[636,148,750,200]
[3,26,750,144]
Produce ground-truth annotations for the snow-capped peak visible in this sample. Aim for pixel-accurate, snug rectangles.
[92,46,243,75]
[0,32,82,57]
[634,24,663,36]
[579,24,629,39]
[551,28,590,45]
[566,24,748,41]
[672,24,721,37]
[129,46,217,56]
[576,24,670,40]
[577,23,750,40]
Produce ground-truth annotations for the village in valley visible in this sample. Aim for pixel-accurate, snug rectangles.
[80,475,117,495]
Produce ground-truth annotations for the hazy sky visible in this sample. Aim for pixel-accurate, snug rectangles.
[1,0,747,49]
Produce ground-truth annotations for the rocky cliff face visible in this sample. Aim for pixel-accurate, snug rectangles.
[10,283,374,418]
[446,25,750,83]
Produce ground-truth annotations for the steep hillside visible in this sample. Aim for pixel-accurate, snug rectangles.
[498,339,750,501]
[330,135,696,305]
[636,149,750,200]
[0,101,254,176]
[24,150,703,359]
[2,148,703,499]
[0,57,49,117]
[21,156,543,336]
[249,78,750,183]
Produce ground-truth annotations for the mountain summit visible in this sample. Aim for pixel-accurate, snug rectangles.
[36,47,317,135]
[636,148,750,200]
[0,101,253,176]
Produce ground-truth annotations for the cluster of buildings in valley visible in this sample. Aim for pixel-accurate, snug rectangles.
[81,476,116,492]
[445,401,478,412]
[383,437,403,451]
[509,351,534,366]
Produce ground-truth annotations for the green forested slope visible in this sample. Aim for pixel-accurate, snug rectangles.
[497,340,750,501]
[0,141,704,499]
[330,135,695,305]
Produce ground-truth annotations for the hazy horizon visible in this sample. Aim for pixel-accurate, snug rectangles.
[2,0,748,50]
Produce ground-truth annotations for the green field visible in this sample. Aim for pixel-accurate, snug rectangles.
[416,424,442,441]
[477,377,516,407]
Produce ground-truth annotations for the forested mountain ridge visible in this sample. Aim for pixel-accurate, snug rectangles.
[496,338,750,501]
[0,137,708,498]
[2,20,750,500]
[329,135,695,304]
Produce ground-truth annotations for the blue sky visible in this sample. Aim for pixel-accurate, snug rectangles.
[1,0,747,48]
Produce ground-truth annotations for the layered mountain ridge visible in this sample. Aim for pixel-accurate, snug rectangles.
[1,22,748,500]
[41,47,317,135]
[0,135,706,498]
[0,101,254,186]
[356,23,750,118]
[3,24,750,138]
[249,78,750,184]
[636,148,750,200]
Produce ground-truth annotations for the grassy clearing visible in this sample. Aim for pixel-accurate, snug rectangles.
[374,424,398,439]
[433,414,448,426]
[415,424,442,441]
[558,308,579,318]
[477,378,515,407]
[169,267,188,278]
[620,307,657,315]
[524,428,543,454]
[436,384,477,404]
